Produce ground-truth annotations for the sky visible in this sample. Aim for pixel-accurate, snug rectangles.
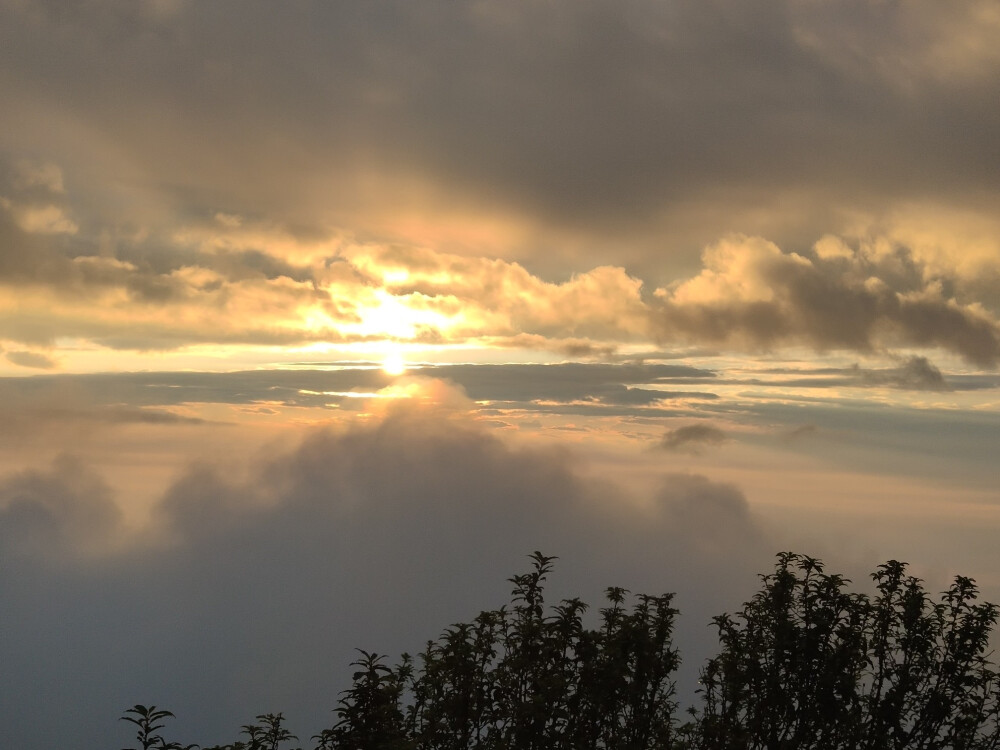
[2,0,1000,746]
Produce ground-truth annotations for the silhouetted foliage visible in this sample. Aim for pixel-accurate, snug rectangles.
[120,704,197,750]
[693,552,1000,750]
[124,552,1000,750]
[323,552,680,749]
[200,712,298,750]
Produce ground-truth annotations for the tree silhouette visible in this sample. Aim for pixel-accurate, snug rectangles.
[328,552,680,749]
[123,551,1000,750]
[120,704,197,750]
[694,552,1000,750]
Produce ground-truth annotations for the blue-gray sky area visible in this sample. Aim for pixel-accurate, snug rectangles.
[2,1,1000,747]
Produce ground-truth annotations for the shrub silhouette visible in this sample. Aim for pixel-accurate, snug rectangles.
[694,553,1000,750]
[124,551,1000,749]
[322,552,680,749]
[120,705,197,750]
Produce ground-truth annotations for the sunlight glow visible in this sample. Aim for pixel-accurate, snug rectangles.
[346,290,456,340]
[382,268,411,284]
[382,349,407,376]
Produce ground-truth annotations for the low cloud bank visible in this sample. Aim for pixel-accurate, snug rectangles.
[0,388,770,750]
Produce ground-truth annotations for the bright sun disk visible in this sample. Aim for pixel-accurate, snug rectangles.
[382,350,407,376]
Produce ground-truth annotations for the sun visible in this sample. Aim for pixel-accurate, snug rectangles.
[382,349,407,377]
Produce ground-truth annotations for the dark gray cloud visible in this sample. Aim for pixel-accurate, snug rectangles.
[0,0,997,366]
[28,405,207,427]
[0,199,83,285]
[709,398,1000,489]
[659,423,729,453]
[656,474,758,555]
[2,0,998,274]
[434,363,716,403]
[0,454,122,558]
[781,424,818,442]
[5,349,56,369]
[0,384,219,457]
[751,356,950,391]
[0,363,717,415]
[0,397,771,750]
[597,385,717,406]
[855,356,947,390]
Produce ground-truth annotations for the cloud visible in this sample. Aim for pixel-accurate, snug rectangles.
[659,424,729,453]
[8,203,78,235]
[344,244,651,341]
[855,356,948,391]
[0,363,718,419]
[6,201,997,365]
[750,356,950,392]
[2,0,998,280]
[0,454,122,558]
[5,349,57,369]
[12,159,66,194]
[656,473,759,555]
[2,155,999,363]
[0,387,771,750]
[781,424,819,442]
[653,236,1000,366]
[0,200,653,352]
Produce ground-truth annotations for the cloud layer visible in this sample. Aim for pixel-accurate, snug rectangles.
[4,197,1000,365]
[4,0,998,249]
[0,392,771,749]
[2,0,1000,368]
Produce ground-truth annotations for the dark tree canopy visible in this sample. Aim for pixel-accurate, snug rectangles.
[124,552,1000,750]
[695,553,1000,750]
